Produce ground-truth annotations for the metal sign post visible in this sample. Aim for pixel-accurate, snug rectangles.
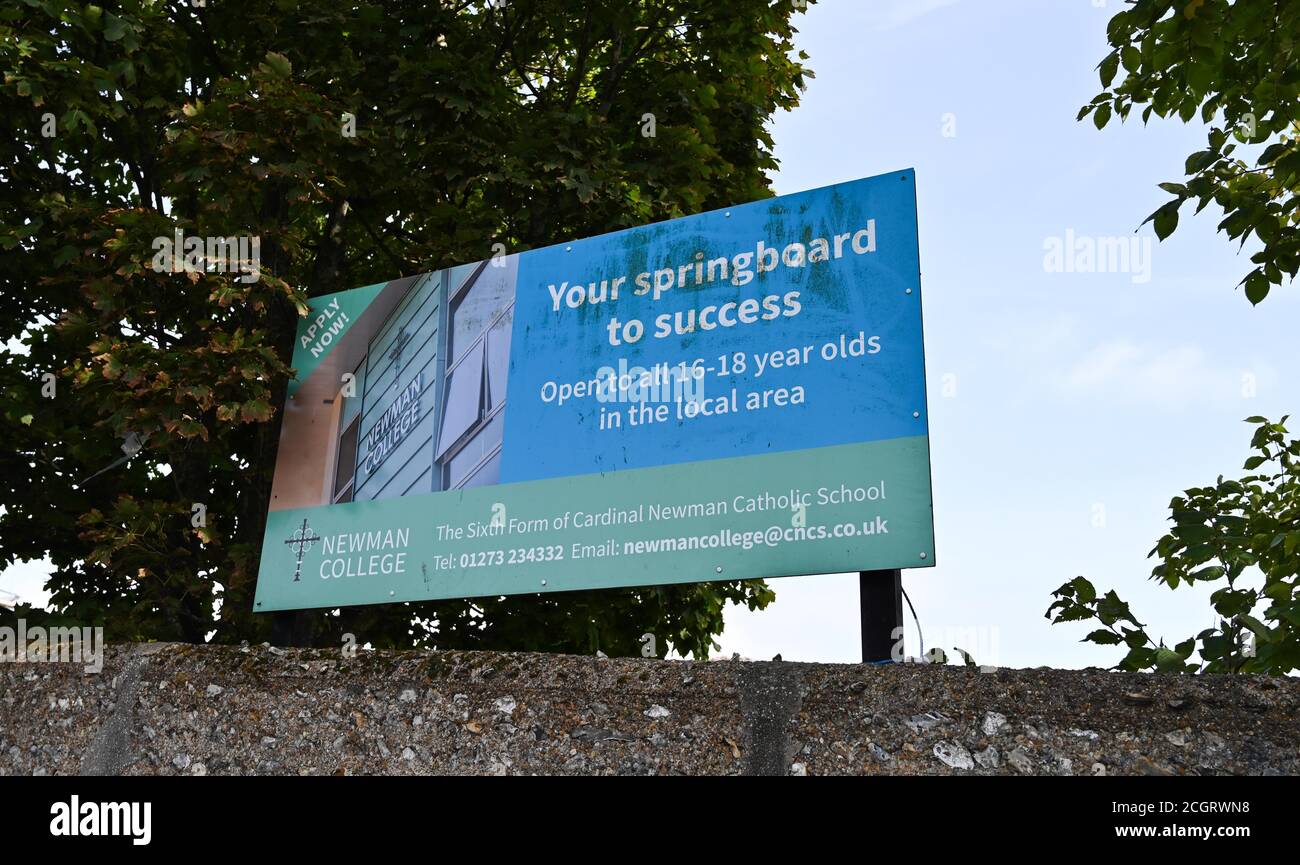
[860,569,903,663]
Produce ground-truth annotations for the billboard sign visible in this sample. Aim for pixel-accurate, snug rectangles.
[254,169,934,612]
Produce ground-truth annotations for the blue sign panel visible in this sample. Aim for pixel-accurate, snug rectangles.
[501,170,925,482]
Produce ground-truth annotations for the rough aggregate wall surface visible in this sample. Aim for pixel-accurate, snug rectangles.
[0,642,1297,776]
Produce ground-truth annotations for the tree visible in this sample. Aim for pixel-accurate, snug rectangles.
[1048,417,1300,675]
[1060,4,1299,674]
[1081,0,1300,304]
[0,0,815,655]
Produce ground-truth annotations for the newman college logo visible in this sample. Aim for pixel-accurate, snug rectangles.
[283,518,320,582]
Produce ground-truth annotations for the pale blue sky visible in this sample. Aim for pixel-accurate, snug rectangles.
[4,0,1295,669]
[716,0,1297,666]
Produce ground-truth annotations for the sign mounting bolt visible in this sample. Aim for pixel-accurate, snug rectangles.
[919,552,927,560]
[541,579,548,586]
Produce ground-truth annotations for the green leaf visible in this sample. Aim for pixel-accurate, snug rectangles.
[1099,53,1119,88]
[103,12,126,41]
[262,51,293,79]
[1098,590,1139,627]
[1236,614,1270,639]
[1187,565,1224,582]
[1199,633,1231,662]
[1154,647,1185,671]
[1184,150,1216,173]
[1123,628,1150,650]
[1052,605,1095,623]
[1121,45,1141,73]
[1153,201,1179,240]
[1186,62,1214,95]
[1243,272,1269,305]
[1256,142,1288,166]
[239,400,274,423]
[1121,647,1158,671]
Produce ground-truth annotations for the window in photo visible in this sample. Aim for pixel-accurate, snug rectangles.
[437,259,515,490]
[332,359,366,503]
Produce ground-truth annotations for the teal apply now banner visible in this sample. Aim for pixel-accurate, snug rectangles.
[254,170,935,612]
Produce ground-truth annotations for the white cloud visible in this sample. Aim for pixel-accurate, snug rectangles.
[867,0,962,32]
[1054,340,1275,406]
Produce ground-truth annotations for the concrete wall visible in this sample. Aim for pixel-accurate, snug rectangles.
[1,643,1296,776]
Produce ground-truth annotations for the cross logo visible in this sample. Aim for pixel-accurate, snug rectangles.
[283,517,320,583]
[388,325,412,368]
